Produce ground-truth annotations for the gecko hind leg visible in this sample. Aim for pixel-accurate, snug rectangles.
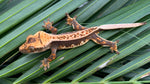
[66,13,87,31]
[40,46,57,71]
[91,34,120,54]
[42,18,57,34]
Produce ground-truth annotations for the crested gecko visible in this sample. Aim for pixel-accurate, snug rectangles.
[19,13,145,70]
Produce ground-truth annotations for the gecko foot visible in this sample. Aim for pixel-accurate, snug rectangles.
[40,58,50,71]
[66,13,77,26]
[110,40,120,54]
[42,18,53,29]
[42,19,57,34]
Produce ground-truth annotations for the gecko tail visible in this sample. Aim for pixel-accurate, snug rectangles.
[98,22,146,30]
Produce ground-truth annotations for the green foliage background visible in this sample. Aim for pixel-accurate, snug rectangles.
[0,0,150,84]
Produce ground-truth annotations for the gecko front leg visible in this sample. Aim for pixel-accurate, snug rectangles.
[40,45,57,71]
[66,13,87,30]
[42,19,58,34]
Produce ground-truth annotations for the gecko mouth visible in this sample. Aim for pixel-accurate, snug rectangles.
[19,48,29,54]
[19,47,44,53]
[33,47,44,52]
[29,46,49,53]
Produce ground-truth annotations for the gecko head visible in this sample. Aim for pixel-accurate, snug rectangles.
[19,34,49,53]
[66,13,77,26]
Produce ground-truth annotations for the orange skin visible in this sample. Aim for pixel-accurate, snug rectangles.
[19,13,145,71]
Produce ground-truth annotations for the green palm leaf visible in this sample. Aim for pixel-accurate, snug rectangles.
[0,0,150,83]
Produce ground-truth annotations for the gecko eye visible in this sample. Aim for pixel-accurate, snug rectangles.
[28,46,34,51]
[27,38,36,43]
